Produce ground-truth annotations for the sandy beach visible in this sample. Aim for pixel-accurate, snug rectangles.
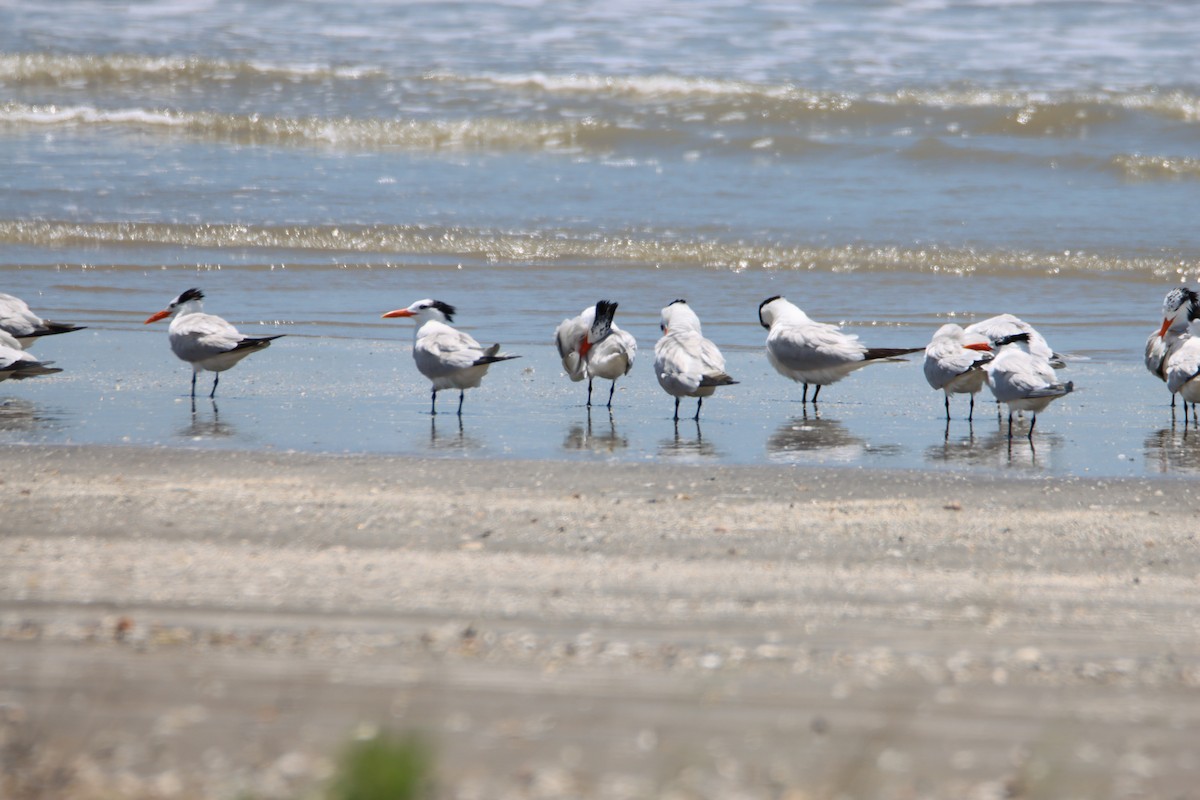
[2,443,1199,798]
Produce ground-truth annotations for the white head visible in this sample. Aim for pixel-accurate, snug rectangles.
[757,296,806,329]
[660,299,702,335]
[1160,287,1200,336]
[382,299,457,324]
[931,323,965,340]
[145,288,204,324]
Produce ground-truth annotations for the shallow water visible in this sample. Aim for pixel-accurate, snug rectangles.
[0,264,1192,478]
[2,1,1199,476]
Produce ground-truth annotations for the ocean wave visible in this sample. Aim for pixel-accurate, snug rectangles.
[8,53,1200,129]
[0,52,383,86]
[1,221,1194,278]
[1110,154,1200,181]
[0,102,595,150]
[452,71,1200,126]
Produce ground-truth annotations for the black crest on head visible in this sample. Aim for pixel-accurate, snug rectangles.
[667,298,687,307]
[758,295,783,328]
[429,300,456,322]
[1164,287,1200,320]
[995,332,1031,347]
[1185,288,1200,321]
[175,288,204,306]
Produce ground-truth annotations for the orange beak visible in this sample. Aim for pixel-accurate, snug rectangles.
[579,338,592,358]
[382,309,415,319]
[144,310,170,324]
[964,342,992,352]
[1158,317,1172,338]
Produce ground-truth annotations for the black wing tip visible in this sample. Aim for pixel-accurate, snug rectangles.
[29,324,87,337]
[232,334,285,351]
[864,346,924,360]
[476,354,521,365]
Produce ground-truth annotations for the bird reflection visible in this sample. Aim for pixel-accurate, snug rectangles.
[1143,423,1200,473]
[925,422,1055,470]
[563,408,629,454]
[659,418,719,460]
[180,398,235,439]
[766,412,900,464]
[0,397,63,433]
[427,414,483,452]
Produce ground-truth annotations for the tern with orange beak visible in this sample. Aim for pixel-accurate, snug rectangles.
[758,295,922,405]
[1146,287,1199,409]
[923,323,994,421]
[654,299,736,421]
[145,288,283,398]
[382,299,519,415]
[0,292,85,348]
[965,313,1064,368]
[555,300,637,408]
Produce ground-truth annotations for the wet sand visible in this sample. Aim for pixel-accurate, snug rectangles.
[2,443,1199,798]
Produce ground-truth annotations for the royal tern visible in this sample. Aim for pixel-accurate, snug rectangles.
[145,288,284,398]
[554,300,637,408]
[964,314,1064,368]
[654,299,737,421]
[0,292,85,348]
[984,333,1074,439]
[923,323,994,420]
[758,296,921,404]
[1165,319,1200,420]
[1146,287,1199,408]
[382,299,519,415]
[0,330,63,382]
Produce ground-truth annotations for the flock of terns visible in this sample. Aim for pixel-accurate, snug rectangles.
[2,287,1198,440]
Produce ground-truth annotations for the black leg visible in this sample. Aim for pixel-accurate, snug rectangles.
[968,394,975,421]
[812,385,822,403]
[944,393,951,421]
[673,397,680,421]
[587,378,593,408]
[457,390,465,416]
[1028,412,1037,439]
[190,371,197,398]
[802,383,808,404]
[607,380,616,409]
[430,388,438,416]
[209,373,219,399]
[693,397,703,421]
[1007,411,1014,439]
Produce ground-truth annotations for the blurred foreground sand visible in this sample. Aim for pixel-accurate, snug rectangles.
[2,444,1199,798]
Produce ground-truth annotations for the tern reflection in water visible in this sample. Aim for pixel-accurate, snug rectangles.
[0,397,63,434]
[563,408,629,455]
[426,414,483,453]
[925,422,1057,470]
[766,412,901,465]
[1143,424,1200,473]
[180,398,236,439]
[659,418,720,461]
